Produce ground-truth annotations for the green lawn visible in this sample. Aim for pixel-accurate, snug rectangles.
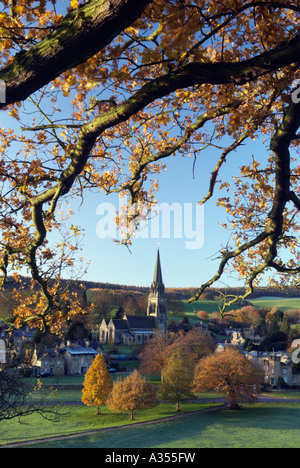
[21,404,300,448]
[22,371,160,392]
[251,297,300,311]
[23,375,85,386]
[261,389,300,400]
[178,297,300,319]
[0,402,216,446]
[170,300,241,324]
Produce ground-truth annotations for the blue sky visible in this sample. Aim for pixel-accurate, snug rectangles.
[68,136,267,289]
[0,8,274,292]
[0,107,270,290]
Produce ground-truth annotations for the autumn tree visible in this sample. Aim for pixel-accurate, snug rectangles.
[139,331,171,376]
[81,354,113,414]
[1,0,300,331]
[226,305,261,326]
[166,328,215,368]
[158,352,193,412]
[197,311,210,321]
[107,369,158,420]
[139,328,214,377]
[193,348,263,410]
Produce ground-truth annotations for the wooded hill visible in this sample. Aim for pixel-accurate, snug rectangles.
[2,276,300,299]
[0,276,299,324]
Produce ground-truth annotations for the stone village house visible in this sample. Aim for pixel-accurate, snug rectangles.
[100,315,157,346]
[32,348,64,377]
[216,332,300,388]
[247,351,300,387]
[63,342,99,376]
[32,341,101,377]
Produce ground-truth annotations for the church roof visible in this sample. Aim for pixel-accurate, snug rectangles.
[111,319,129,331]
[126,315,156,330]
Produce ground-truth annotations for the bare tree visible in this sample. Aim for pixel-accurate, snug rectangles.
[0,368,62,423]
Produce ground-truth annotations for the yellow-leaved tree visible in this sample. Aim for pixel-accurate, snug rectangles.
[81,354,113,415]
[107,369,158,420]
[158,352,194,412]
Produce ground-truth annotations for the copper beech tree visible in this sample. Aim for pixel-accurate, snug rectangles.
[193,348,263,410]
[1,0,300,329]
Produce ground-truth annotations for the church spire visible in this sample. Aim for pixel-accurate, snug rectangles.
[152,248,164,293]
[147,248,167,334]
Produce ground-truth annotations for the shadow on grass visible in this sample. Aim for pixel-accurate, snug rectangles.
[27,404,300,449]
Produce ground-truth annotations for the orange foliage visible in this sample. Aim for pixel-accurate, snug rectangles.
[193,348,263,409]
[107,369,158,420]
[1,0,300,328]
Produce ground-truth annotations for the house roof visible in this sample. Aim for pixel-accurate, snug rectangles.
[122,331,134,338]
[101,319,110,326]
[131,330,156,335]
[35,348,63,361]
[64,347,99,355]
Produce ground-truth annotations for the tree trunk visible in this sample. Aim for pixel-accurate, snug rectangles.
[0,0,152,107]
[229,403,240,411]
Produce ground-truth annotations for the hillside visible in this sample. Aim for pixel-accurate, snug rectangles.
[2,275,300,301]
[1,275,300,322]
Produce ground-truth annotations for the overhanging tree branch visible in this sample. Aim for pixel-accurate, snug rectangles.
[14,33,300,313]
[36,35,300,203]
[0,0,152,107]
[1,0,300,328]
[188,99,300,313]
[1,23,300,109]
[106,99,244,200]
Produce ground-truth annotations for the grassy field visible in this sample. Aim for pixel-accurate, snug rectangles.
[251,297,300,311]
[0,402,217,446]
[176,297,300,323]
[19,404,300,448]
[171,300,241,323]
[2,379,300,448]
[3,295,300,448]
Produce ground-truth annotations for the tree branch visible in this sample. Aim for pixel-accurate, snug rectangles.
[107,99,244,198]
[0,0,152,107]
[188,99,300,311]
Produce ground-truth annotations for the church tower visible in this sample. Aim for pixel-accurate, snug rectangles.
[147,249,168,334]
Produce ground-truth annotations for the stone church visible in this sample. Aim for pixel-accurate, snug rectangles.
[99,249,168,346]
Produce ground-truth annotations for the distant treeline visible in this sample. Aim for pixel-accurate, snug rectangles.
[2,276,300,300]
